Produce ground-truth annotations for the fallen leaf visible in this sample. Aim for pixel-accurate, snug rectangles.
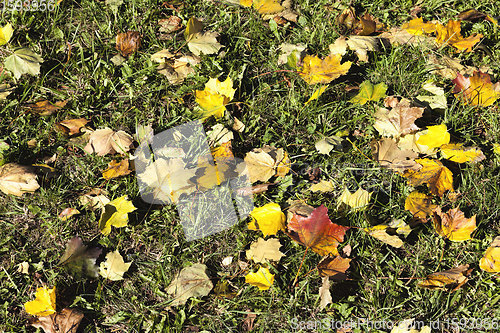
[305,85,328,105]
[242,309,257,331]
[246,237,284,263]
[402,17,437,35]
[310,179,336,192]
[479,236,500,273]
[278,43,306,67]
[418,265,471,290]
[4,47,44,79]
[244,145,290,183]
[25,99,68,116]
[338,187,372,211]
[299,54,352,85]
[58,237,102,278]
[403,158,453,197]
[397,132,437,156]
[206,124,234,146]
[432,206,476,241]
[379,27,435,48]
[245,267,274,290]
[79,188,110,210]
[151,49,200,85]
[248,202,285,236]
[458,9,498,25]
[0,23,13,46]
[373,96,424,138]
[435,20,482,52]
[58,208,80,221]
[452,71,500,107]
[318,276,332,310]
[315,135,342,155]
[440,143,485,163]
[345,36,380,62]
[416,124,450,149]
[287,205,349,256]
[98,195,137,235]
[18,262,29,274]
[0,83,14,100]
[184,17,223,56]
[167,263,213,305]
[84,128,133,156]
[364,219,411,248]
[371,138,420,172]
[350,81,387,105]
[99,250,132,281]
[102,159,131,180]
[236,182,274,196]
[195,76,235,119]
[317,256,351,279]
[116,31,141,57]
[232,117,245,132]
[55,118,89,136]
[158,16,182,33]
[404,191,437,219]
[24,286,56,316]
[252,0,283,14]
[0,163,40,196]
[28,308,84,333]
[416,81,447,109]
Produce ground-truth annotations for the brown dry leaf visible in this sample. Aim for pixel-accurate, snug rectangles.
[244,145,290,183]
[0,163,40,196]
[402,158,453,197]
[379,27,435,48]
[286,200,315,224]
[236,182,274,196]
[404,191,437,219]
[79,188,110,210]
[373,97,424,138]
[418,265,471,291]
[151,49,200,85]
[458,9,498,25]
[102,159,131,180]
[432,207,477,242]
[345,36,380,62]
[116,31,141,57]
[166,263,213,306]
[246,237,285,263]
[84,128,133,156]
[425,54,493,80]
[371,138,420,172]
[158,16,182,34]
[354,13,377,36]
[26,100,68,116]
[317,256,351,280]
[242,310,257,331]
[318,276,332,310]
[28,308,84,333]
[55,118,89,136]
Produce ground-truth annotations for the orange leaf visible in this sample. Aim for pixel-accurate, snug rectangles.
[402,158,453,197]
[435,20,482,52]
[452,71,500,106]
[26,99,68,116]
[116,31,141,57]
[55,118,89,136]
[287,205,349,256]
[102,160,131,180]
[402,17,437,35]
[317,256,351,280]
[432,207,476,241]
[299,54,351,85]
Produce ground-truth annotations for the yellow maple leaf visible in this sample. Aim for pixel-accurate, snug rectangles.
[98,195,137,235]
[102,159,131,180]
[338,187,372,211]
[0,23,13,46]
[252,0,283,14]
[432,207,476,241]
[480,236,500,273]
[403,159,453,197]
[248,202,285,236]
[435,20,482,52]
[99,250,132,281]
[245,267,275,290]
[416,124,450,149]
[195,77,235,119]
[299,54,351,85]
[402,17,437,35]
[404,191,437,219]
[305,85,327,105]
[440,143,485,163]
[24,286,56,316]
[452,71,500,107]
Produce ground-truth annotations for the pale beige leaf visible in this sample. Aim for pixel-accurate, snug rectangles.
[0,163,39,196]
[246,237,284,263]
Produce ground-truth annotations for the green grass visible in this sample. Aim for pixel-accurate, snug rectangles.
[1,0,500,332]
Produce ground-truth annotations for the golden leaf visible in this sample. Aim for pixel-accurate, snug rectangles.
[98,196,137,235]
[252,0,283,14]
[299,54,351,85]
[245,267,275,290]
[402,158,453,197]
[432,207,476,241]
[402,17,437,35]
[440,143,485,163]
[195,77,235,119]
[418,265,471,290]
[338,187,372,211]
[102,159,131,180]
[24,286,56,317]
[435,20,482,52]
[248,202,286,236]
[416,124,450,149]
[452,71,500,106]
[404,191,437,219]
[479,236,500,273]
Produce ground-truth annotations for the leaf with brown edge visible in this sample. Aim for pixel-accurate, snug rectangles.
[435,20,482,52]
[102,159,131,180]
[432,207,476,242]
[317,256,351,280]
[452,71,500,106]
[287,205,349,256]
[299,54,351,85]
[26,99,68,116]
[405,191,437,219]
[55,118,89,136]
[373,96,424,138]
[116,31,141,57]
[371,138,420,172]
[28,308,84,333]
[402,158,453,197]
[418,265,471,291]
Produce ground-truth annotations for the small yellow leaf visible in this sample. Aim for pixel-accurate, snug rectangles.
[350,81,387,105]
[435,20,482,52]
[102,159,131,180]
[240,0,253,7]
[338,187,372,211]
[98,196,137,235]
[299,54,351,85]
[245,267,275,290]
[248,202,285,236]
[480,236,500,273]
[310,179,336,192]
[404,191,437,219]
[364,219,410,248]
[416,124,450,149]
[432,207,476,242]
[440,143,485,163]
[494,143,500,155]
[418,265,470,290]
[195,77,235,120]
[305,85,327,105]
[24,286,56,317]
[0,23,13,46]
[99,250,132,281]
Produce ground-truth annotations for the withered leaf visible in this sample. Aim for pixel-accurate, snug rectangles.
[116,31,141,57]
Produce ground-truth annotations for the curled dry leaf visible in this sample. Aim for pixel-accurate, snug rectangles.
[116,31,141,57]
[318,276,332,310]
[0,163,40,196]
[55,118,89,136]
[151,49,200,85]
[418,265,471,291]
[371,138,420,172]
[84,128,133,156]
[317,256,351,280]
[25,99,68,116]
[102,159,131,180]
[167,263,213,306]
[28,308,84,333]
[373,96,424,138]
[432,207,476,242]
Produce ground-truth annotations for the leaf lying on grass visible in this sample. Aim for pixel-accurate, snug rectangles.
[480,236,500,273]
[4,48,44,79]
[0,163,40,196]
[99,250,132,281]
[246,237,284,263]
[418,265,471,291]
[167,263,213,305]
[299,54,351,85]
[98,195,137,235]
[432,206,476,241]
[245,267,274,290]
[248,202,286,237]
[28,308,84,333]
[24,286,56,316]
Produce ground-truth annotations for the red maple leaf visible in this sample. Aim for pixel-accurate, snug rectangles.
[287,205,349,256]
